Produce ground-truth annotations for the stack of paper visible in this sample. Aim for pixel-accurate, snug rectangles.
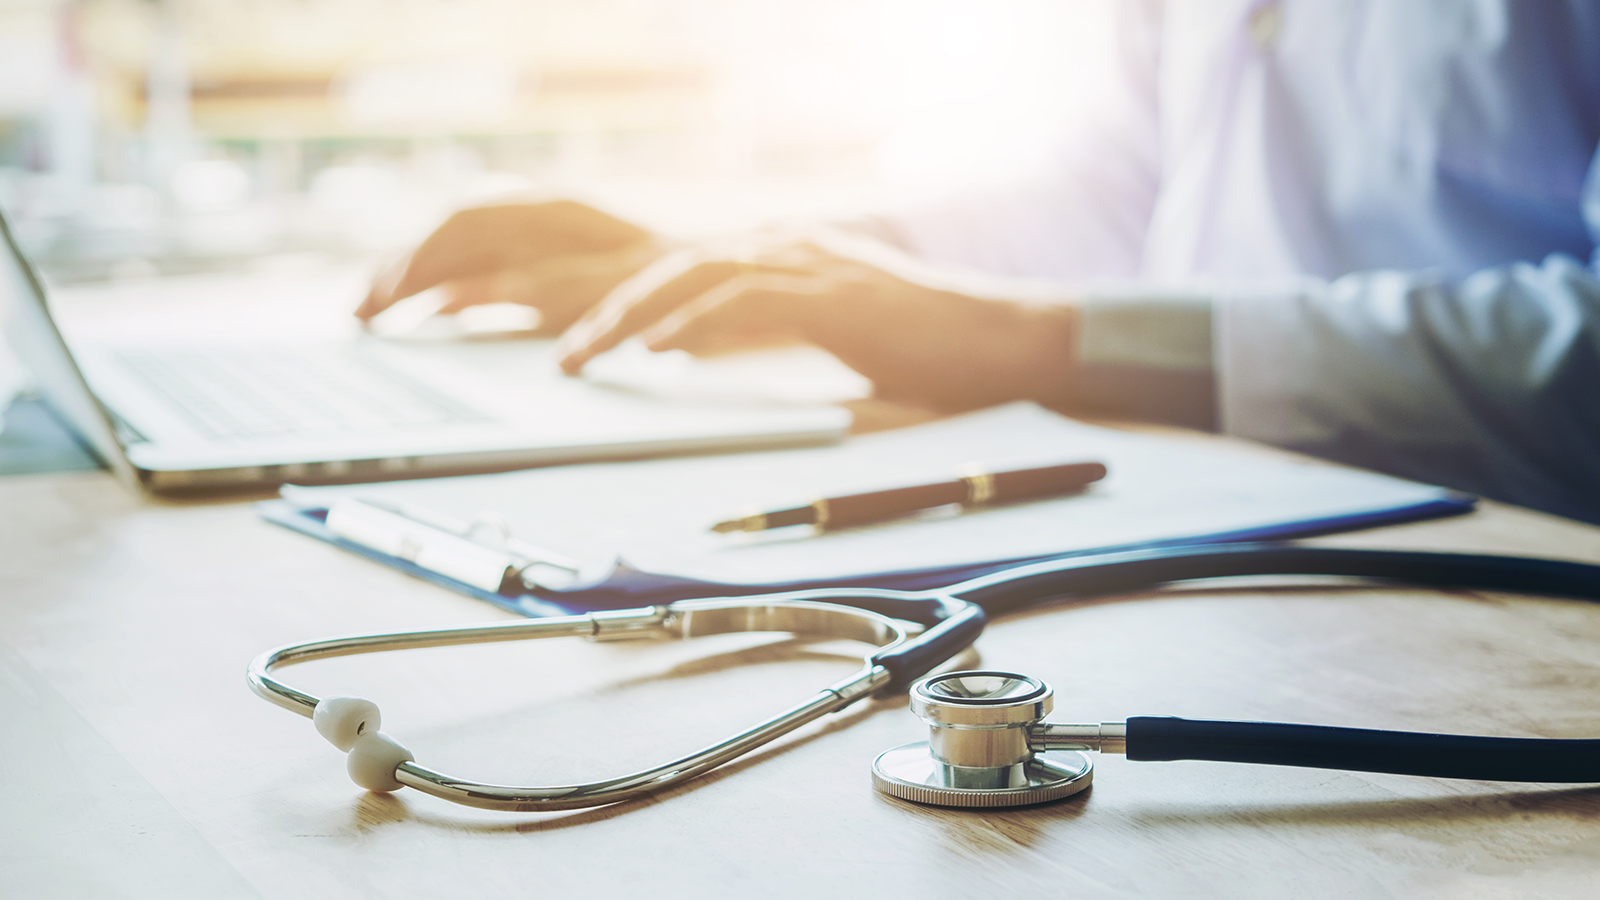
[276,403,1468,595]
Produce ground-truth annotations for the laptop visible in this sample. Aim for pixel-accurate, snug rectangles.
[0,208,850,493]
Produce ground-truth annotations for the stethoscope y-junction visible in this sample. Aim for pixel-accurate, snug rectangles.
[249,542,1600,812]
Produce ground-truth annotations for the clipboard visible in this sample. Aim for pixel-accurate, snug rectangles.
[259,493,1474,617]
[258,404,1476,616]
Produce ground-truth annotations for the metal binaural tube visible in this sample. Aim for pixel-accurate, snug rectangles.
[396,665,893,811]
[250,595,932,812]
[247,608,673,717]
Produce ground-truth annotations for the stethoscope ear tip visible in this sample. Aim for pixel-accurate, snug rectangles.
[313,696,381,752]
[313,696,415,793]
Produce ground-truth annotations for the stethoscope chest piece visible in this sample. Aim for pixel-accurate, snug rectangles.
[871,671,1093,808]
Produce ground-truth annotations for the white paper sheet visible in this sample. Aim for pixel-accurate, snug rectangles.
[283,403,1461,586]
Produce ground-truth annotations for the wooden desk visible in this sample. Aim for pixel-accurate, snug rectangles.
[4,433,1600,899]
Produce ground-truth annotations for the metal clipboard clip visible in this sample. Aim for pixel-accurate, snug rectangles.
[324,497,591,594]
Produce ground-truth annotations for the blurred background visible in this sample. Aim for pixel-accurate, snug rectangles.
[0,0,1108,283]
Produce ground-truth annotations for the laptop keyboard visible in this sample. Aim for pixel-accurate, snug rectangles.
[115,346,489,439]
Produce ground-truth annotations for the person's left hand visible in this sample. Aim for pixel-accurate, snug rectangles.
[556,233,1080,411]
[355,201,667,334]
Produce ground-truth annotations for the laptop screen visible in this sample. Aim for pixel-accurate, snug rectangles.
[0,209,141,488]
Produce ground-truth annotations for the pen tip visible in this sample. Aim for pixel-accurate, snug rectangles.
[710,520,741,534]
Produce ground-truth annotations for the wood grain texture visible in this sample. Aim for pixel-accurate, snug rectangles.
[2,429,1599,899]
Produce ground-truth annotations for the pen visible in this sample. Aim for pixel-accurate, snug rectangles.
[710,461,1108,533]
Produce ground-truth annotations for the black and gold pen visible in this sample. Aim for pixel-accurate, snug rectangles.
[710,461,1108,533]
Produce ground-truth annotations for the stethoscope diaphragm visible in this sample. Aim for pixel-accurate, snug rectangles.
[871,671,1095,807]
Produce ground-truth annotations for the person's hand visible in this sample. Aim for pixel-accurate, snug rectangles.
[556,234,1079,411]
[356,201,667,334]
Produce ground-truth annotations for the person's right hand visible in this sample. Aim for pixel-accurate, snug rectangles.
[556,233,1081,412]
[355,201,668,335]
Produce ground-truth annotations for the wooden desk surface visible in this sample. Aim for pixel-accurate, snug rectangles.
[3,428,1600,899]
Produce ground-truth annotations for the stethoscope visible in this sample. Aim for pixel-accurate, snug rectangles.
[249,542,1600,812]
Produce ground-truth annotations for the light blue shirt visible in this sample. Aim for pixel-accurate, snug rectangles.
[886,0,1600,523]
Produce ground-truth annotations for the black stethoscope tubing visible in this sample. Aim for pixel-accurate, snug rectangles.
[859,542,1600,783]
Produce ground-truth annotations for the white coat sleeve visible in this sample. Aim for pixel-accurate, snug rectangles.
[1074,140,1600,522]
[1213,143,1600,522]
[1216,253,1600,523]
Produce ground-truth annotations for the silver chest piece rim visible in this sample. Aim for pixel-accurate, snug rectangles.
[871,671,1093,808]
